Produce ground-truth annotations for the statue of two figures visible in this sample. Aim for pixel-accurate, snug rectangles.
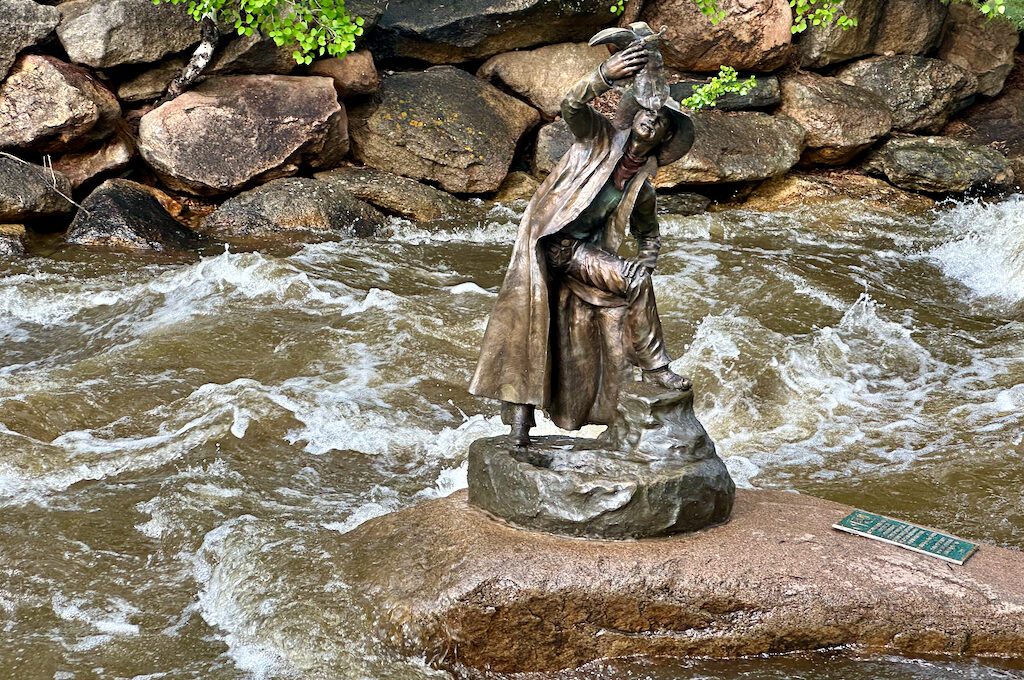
[466,24,735,539]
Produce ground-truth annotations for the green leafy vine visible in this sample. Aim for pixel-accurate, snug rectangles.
[152,0,364,64]
[681,66,757,110]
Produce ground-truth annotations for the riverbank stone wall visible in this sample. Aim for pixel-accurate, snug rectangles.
[0,0,1022,256]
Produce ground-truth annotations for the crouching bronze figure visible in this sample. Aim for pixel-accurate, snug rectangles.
[470,25,695,447]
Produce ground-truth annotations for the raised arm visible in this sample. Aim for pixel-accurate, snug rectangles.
[561,43,649,140]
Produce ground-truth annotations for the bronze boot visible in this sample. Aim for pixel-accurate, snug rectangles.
[642,365,692,391]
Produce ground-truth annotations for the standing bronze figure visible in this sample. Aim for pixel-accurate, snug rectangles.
[470,25,696,446]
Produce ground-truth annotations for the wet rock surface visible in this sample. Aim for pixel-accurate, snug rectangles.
[655,110,805,187]
[313,165,476,223]
[349,67,539,194]
[56,0,200,68]
[837,55,977,133]
[642,0,792,73]
[864,135,1013,194]
[0,155,74,221]
[0,224,27,258]
[469,384,734,539]
[0,0,60,82]
[201,177,386,240]
[340,489,1024,674]
[478,42,608,118]
[0,55,121,153]
[138,75,346,195]
[370,0,611,64]
[66,178,195,251]
[743,170,935,214]
[780,73,892,165]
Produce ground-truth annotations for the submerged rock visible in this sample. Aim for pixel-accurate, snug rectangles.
[56,0,200,68]
[655,111,805,187]
[657,191,711,216]
[340,489,1024,673]
[0,224,27,258]
[66,179,196,251]
[779,73,892,165]
[743,170,935,214]
[478,42,608,118]
[0,155,74,221]
[0,55,121,153]
[349,67,539,194]
[0,0,60,82]
[313,165,476,223]
[138,75,347,195]
[837,56,977,134]
[864,136,1013,194]
[201,177,387,239]
[469,385,734,539]
[642,0,792,73]
[370,0,611,64]
[937,3,1019,97]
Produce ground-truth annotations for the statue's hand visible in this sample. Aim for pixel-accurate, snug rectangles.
[602,43,648,82]
[621,257,651,283]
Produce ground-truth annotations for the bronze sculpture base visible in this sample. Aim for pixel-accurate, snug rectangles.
[467,383,734,539]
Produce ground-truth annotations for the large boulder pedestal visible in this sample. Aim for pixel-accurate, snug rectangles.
[339,490,1024,675]
[468,384,734,539]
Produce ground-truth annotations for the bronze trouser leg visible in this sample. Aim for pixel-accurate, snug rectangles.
[549,238,672,371]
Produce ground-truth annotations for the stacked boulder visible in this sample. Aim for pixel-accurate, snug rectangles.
[0,0,1020,258]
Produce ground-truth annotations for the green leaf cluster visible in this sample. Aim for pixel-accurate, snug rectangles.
[681,66,757,110]
[789,0,857,33]
[609,0,625,15]
[152,0,364,64]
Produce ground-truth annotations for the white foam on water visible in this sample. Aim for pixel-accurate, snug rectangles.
[51,594,140,646]
[926,195,1024,303]
[678,293,951,484]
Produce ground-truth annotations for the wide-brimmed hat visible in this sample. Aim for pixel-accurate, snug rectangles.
[615,88,695,167]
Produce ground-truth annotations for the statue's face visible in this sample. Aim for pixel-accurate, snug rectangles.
[632,109,671,146]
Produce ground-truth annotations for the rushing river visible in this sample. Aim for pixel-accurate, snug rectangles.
[1,194,1024,680]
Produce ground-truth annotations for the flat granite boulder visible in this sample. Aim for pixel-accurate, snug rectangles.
[469,386,734,539]
[339,489,1024,674]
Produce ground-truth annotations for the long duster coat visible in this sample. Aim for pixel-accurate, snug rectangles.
[468,70,661,431]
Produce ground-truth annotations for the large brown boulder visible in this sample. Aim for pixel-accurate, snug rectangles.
[655,111,805,187]
[0,0,60,82]
[201,177,387,240]
[641,0,792,73]
[837,55,977,133]
[863,135,1013,193]
[339,489,1024,674]
[532,119,573,178]
[52,134,133,188]
[743,170,935,215]
[349,67,540,194]
[0,55,120,153]
[66,179,196,252]
[779,73,892,165]
[0,155,74,221]
[937,3,1019,97]
[308,50,380,99]
[138,75,347,196]
[56,0,200,68]
[798,0,948,68]
[313,165,479,222]
[478,42,608,118]
[369,0,612,63]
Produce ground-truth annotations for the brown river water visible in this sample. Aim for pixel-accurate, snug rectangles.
[1,195,1023,679]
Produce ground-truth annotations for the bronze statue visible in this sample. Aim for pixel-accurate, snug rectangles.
[470,24,695,447]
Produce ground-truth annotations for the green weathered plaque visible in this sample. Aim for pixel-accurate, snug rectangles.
[833,509,978,565]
